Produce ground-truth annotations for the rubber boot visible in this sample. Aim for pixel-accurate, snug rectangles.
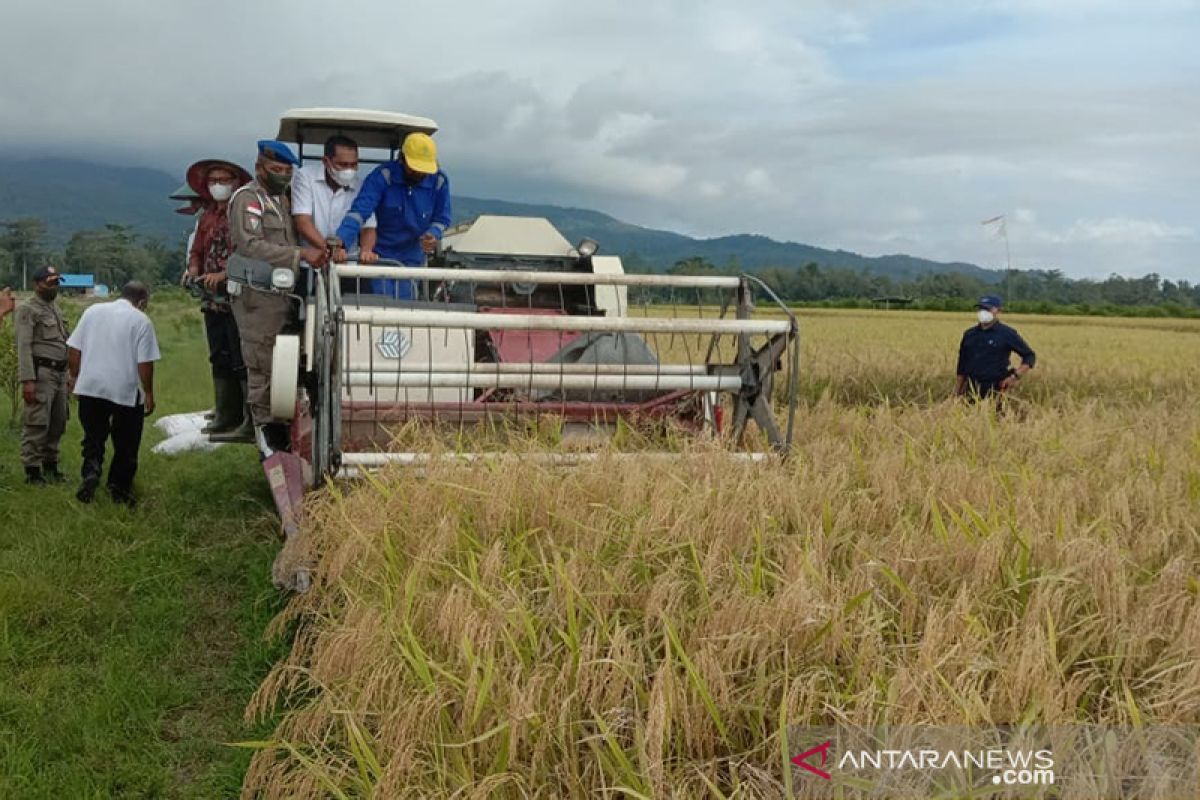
[202,374,238,434]
[25,466,45,485]
[210,380,254,443]
[42,462,66,483]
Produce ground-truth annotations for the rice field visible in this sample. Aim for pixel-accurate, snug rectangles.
[239,309,1200,798]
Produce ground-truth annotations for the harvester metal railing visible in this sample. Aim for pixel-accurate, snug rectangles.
[336,265,744,288]
[308,262,799,480]
[339,307,791,336]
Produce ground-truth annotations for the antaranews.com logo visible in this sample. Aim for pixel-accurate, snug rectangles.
[791,738,1054,788]
[784,725,1200,798]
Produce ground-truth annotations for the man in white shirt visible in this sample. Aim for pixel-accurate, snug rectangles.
[67,282,162,506]
[291,135,377,279]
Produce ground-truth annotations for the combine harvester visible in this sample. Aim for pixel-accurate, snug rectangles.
[256,109,799,587]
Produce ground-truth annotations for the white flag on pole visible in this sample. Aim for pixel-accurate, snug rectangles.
[981,215,1007,238]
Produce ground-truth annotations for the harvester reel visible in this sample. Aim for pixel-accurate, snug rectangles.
[311,272,332,484]
[286,217,799,494]
[730,332,790,452]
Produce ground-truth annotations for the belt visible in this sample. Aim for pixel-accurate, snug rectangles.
[34,356,68,372]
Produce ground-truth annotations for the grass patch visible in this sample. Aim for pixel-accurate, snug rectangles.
[0,292,287,798]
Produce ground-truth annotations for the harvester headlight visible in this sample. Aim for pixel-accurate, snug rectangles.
[576,238,599,258]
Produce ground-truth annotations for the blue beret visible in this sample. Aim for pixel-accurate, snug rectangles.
[257,139,300,166]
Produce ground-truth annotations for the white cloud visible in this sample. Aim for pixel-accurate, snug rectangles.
[1058,218,1196,245]
[742,168,776,196]
[0,0,1196,278]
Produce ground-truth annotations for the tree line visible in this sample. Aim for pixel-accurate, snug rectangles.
[634,256,1200,316]
[0,217,185,290]
[2,216,1196,316]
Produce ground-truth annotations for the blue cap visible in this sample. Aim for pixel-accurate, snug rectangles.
[257,139,300,166]
[976,294,1003,309]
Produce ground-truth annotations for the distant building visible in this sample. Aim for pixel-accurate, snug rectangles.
[59,274,96,295]
[872,296,915,310]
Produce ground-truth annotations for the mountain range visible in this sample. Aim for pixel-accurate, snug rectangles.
[0,158,998,281]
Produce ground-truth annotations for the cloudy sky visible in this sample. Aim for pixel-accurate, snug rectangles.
[2,0,1197,278]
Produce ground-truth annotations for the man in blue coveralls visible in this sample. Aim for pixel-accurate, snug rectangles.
[334,132,451,299]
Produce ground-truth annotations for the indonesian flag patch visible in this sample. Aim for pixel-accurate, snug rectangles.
[245,201,263,231]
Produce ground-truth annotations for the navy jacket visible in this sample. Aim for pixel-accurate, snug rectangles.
[956,321,1036,382]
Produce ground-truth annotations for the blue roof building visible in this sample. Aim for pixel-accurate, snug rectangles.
[59,274,95,293]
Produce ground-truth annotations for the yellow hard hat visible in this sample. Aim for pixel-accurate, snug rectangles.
[402,133,438,174]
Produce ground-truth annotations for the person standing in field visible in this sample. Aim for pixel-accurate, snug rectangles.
[15,266,69,485]
[333,132,450,299]
[185,158,254,441]
[955,294,1036,400]
[67,282,161,507]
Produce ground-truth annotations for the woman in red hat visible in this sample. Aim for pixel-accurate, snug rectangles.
[185,159,254,440]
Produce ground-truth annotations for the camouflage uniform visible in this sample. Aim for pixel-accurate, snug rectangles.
[15,294,70,469]
[228,182,302,425]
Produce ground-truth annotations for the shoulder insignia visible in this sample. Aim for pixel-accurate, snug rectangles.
[245,200,263,231]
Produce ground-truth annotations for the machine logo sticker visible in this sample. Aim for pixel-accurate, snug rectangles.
[376,329,412,360]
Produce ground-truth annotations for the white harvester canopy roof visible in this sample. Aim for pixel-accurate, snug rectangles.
[276,108,438,151]
[442,216,576,258]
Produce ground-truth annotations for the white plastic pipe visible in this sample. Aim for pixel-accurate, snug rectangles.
[342,371,742,391]
[344,362,711,376]
[339,451,771,467]
[341,308,791,335]
[334,264,742,289]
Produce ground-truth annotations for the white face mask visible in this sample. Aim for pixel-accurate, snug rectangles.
[330,167,357,188]
[208,182,233,202]
[977,309,995,325]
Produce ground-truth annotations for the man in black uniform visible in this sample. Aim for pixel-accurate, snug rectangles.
[955,294,1036,399]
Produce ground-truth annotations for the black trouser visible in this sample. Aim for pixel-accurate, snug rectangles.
[203,308,246,377]
[78,395,145,493]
